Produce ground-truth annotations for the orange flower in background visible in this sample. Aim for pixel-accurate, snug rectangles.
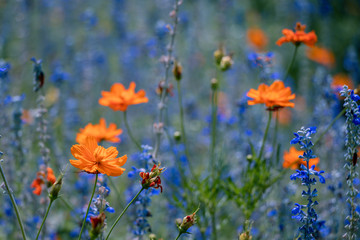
[283,146,319,170]
[99,82,148,111]
[70,137,127,176]
[306,46,335,68]
[76,118,122,144]
[247,80,296,110]
[331,74,353,93]
[276,22,317,47]
[31,167,56,195]
[247,28,268,51]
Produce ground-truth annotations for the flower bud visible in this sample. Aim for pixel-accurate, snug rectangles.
[89,212,106,239]
[211,78,219,90]
[149,233,157,240]
[214,49,224,65]
[174,131,181,142]
[239,232,252,240]
[173,61,182,81]
[49,172,63,201]
[220,56,233,71]
[178,207,199,234]
[139,164,165,192]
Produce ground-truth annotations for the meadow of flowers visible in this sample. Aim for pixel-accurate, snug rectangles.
[1,0,360,239]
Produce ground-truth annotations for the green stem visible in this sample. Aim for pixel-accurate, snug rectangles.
[272,111,279,162]
[210,87,218,176]
[313,108,346,147]
[105,187,144,240]
[78,173,98,240]
[35,199,54,240]
[123,111,142,151]
[284,45,299,81]
[175,232,182,240]
[259,111,272,160]
[211,208,217,240]
[0,163,27,240]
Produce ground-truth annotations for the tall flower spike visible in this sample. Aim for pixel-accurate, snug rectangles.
[289,127,326,239]
[276,22,317,47]
[340,86,360,239]
[76,118,123,144]
[99,82,148,111]
[69,136,127,176]
[247,80,295,111]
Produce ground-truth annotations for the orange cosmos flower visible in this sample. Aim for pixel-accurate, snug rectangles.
[283,146,319,170]
[76,118,122,144]
[99,82,148,111]
[247,28,268,51]
[70,137,127,176]
[276,22,317,47]
[306,46,335,68]
[31,167,57,195]
[247,80,295,110]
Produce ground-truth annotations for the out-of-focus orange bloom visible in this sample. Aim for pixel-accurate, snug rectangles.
[306,46,335,68]
[70,137,127,176]
[76,118,122,144]
[276,22,317,47]
[247,28,268,51]
[275,108,292,125]
[331,74,353,93]
[283,147,320,170]
[99,82,148,111]
[31,167,56,195]
[247,80,295,110]
[21,109,34,124]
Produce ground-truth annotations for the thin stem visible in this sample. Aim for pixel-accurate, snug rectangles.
[284,45,299,81]
[272,111,279,160]
[153,0,181,159]
[123,111,142,151]
[313,108,346,147]
[259,111,272,160]
[35,199,54,240]
[0,163,27,240]
[78,173,98,240]
[105,187,144,240]
[211,208,217,240]
[210,87,218,176]
[59,196,74,211]
[175,232,182,240]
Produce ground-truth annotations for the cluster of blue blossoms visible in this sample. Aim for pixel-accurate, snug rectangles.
[290,127,326,240]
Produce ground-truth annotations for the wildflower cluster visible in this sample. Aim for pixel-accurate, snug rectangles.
[289,127,326,240]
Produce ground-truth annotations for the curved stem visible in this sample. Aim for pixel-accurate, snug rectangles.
[78,173,98,240]
[35,199,54,240]
[0,163,27,240]
[313,108,346,147]
[105,187,144,240]
[123,111,142,151]
[175,232,182,240]
[259,111,272,160]
[284,45,299,81]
